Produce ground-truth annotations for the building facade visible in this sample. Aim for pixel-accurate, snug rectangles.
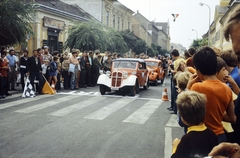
[155,22,170,51]
[23,0,92,55]
[170,43,186,55]
[132,11,152,46]
[61,0,134,31]
[132,11,170,51]
[209,0,239,51]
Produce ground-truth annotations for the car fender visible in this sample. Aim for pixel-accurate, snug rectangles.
[97,74,111,87]
[121,75,137,86]
[159,69,165,79]
[145,73,149,86]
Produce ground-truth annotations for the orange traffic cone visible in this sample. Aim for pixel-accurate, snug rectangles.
[161,88,169,101]
[51,81,56,93]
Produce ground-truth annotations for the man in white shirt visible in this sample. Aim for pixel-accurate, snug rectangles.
[6,49,18,90]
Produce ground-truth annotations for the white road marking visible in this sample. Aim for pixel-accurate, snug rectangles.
[0,95,51,110]
[123,100,162,124]
[84,98,134,120]
[68,91,77,94]
[57,91,163,102]
[164,127,172,158]
[15,96,79,113]
[50,97,105,116]
[165,114,180,128]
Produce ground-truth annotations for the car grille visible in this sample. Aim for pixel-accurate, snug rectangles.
[111,71,123,87]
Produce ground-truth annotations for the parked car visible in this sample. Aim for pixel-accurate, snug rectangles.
[145,59,165,85]
[97,58,149,96]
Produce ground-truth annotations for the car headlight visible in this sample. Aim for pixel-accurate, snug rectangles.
[132,71,136,75]
[106,71,111,77]
[123,72,128,78]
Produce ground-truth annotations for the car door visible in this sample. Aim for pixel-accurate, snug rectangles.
[157,61,161,79]
[137,62,148,86]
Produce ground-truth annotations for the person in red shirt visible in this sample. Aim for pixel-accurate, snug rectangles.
[0,51,9,98]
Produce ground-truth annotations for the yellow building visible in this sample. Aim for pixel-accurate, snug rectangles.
[211,0,240,51]
[24,0,92,55]
[61,0,134,31]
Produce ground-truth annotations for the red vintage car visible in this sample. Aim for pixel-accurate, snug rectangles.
[145,59,165,85]
[97,58,149,96]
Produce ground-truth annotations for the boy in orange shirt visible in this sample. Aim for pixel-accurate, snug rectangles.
[187,46,236,143]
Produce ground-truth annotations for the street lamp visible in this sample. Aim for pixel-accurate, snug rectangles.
[199,2,211,46]
[192,29,198,40]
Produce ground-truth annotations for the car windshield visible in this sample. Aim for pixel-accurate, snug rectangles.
[146,61,158,67]
[113,61,137,69]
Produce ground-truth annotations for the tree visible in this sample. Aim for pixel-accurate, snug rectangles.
[120,30,149,55]
[0,0,35,45]
[106,29,128,54]
[190,38,208,50]
[162,49,170,57]
[132,39,147,55]
[147,47,154,57]
[65,21,106,51]
[120,29,138,50]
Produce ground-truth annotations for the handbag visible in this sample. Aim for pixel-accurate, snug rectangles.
[68,63,75,73]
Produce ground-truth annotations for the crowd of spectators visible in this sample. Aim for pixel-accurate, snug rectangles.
[169,5,240,158]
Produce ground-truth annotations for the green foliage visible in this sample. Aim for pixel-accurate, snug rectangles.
[149,43,159,57]
[65,22,167,56]
[148,43,169,57]
[0,0,35,45]
[147,47,154,57]
[120,29,147,55]
[132,39,147,55]
[106,28,128,54]
[162,49,170,57]
[65,21,106,51]
[190,38,208,50]
[65,21,128,53]
[120,30,138,50]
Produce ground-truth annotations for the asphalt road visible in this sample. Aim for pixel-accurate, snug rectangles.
[0,77,184,158]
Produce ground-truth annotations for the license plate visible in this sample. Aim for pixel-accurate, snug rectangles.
[111,87,119,90]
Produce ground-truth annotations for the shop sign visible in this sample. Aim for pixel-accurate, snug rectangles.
[43,17,65,30]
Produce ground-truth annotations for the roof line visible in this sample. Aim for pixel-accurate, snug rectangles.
[37,4,89,21]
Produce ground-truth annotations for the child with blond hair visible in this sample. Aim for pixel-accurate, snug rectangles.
[171,91,218,158]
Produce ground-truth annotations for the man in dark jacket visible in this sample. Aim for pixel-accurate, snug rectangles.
[28,50,43,94]
[92,50,102,86]
[19,50,29,91]
[80,51,88,88]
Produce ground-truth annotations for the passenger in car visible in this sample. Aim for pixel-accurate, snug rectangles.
[103,54,112,72]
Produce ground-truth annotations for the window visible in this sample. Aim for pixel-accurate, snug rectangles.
[122,19,124,30]
[128,22,130,30]
[106,11,109,26]
[113,15,115,28]
[113,61,137,69]
[118,17,120,31]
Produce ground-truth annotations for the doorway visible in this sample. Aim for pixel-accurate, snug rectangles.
[48,36,58,54]
[47,28,60,54]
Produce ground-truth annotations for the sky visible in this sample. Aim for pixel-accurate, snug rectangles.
[118,0,221,49]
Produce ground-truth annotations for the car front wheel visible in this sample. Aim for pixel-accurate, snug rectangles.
[154,79,158,86]
[100,85,106,95]
[144,79,149,90]
[130,82,139,96]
